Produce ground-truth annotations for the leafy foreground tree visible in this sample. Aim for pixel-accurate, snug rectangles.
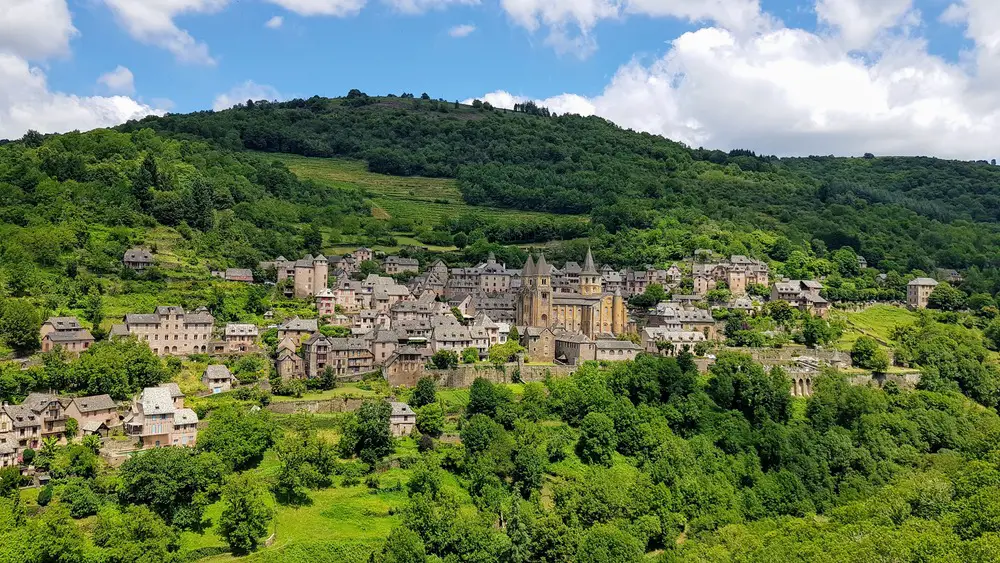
[197,404,277,471]
[339,400,394,466]
[118,447,226,529]
[92,505,182,563]
[411,376,437,408]
[851,336,890,373]
[576,412,617,466]
[273,414,337,505]
[416,403,445,438]
[218,472,274,555]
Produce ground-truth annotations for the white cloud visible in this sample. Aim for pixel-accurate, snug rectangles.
[0,0,77,60]
[385,0,479,15]
[97,65,136,94]
[816,0,915,49]
[449,24,477,37]
[264,0,366,16]
[213,81,284,111]
[101,0,230,65]
[265,15,284,28]
[0,54,164,140]
[466,16,1000,159]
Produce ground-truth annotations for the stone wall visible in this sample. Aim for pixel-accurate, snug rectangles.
[267,396,366,414]
[434,363,575,387]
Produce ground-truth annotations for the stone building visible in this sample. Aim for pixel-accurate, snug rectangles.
[40,317,94,356]
[275,336,305,380]
[389,402,416,437]
[277,317,319,343]
[123,247,154,271]
[302,334,375,379]
[117,306,215,356]
[641,327,707,355]
[907,277,938,309]
[268,254,329,298]
[771,280,830,318]
[223,323,258,354]
[64,394,119,437]
[203,364,234,394]
[692,255,770,296]
[124,386,198,449]
[516,250,627,339]
[384,256,420,275]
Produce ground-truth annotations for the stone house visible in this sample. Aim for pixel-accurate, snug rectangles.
[63,394,119,437]
[907,278,938,309]
[275,337,305,380]
[389,402,416,437]
[383,346,432,387]
[223,323,259,354]
[554,332,596,366]
[648,303,718,339]
[384,256,420,275]
[693,255,769,296]
[203,364,234,394]
[1,404,40,464]
[23,393,66,442]
[302,334,375,378]
[351,248,375,263]
[224,268,254,282]
[315,288,336,317]
[432,326,473,354]
[269,255,329,298]
[522,327,556,363]
[0,410,15,467]
[41,324,94,356]
[363,328,403,365]
[123,247,154,271]
[353,310,391,334]
[595,339,642,362]
[118,306,215,356]
[124,386,197,449]
[641,327,707,355]
[372,284,413,313]
[277,317,319,343]
[771,280,830,318]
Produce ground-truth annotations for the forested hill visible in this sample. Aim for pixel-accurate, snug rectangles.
[123,93,1000,274]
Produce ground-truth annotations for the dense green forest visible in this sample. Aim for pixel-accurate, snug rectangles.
[123,93,1000,278]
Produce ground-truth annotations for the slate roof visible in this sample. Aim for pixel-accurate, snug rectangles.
[124,248,153,263]
[174,408,198,425]
[595,339,642,351]
[44,317,81,331]
[71,394,116,413]
[140,387,175,415]
[279,318,319,332]
[44,329,94,343]
[158,382,184,399]
[390,402,413,417]
[204,364,233,380]
[225,323,259,337]
[909,277,939,286]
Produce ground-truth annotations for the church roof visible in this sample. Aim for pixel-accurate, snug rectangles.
[523,255,535,277]
[582,247,598,275]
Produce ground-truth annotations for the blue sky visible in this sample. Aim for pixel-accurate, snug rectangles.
[2,0,999,159]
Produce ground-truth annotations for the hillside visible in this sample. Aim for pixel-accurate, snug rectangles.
[122,93,1000,281]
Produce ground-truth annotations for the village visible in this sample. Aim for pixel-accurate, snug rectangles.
[0,242,948,471]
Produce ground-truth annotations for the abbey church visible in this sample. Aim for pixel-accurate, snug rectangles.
[517,249,627,338]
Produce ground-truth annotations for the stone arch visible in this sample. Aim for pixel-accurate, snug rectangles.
[805,378,812,396]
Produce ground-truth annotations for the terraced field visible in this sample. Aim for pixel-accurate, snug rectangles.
[267,153,581,227]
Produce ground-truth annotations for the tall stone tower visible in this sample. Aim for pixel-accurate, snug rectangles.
[580,247,601,297]
[313,254,329,295]
[612,289,625,335]
[518,254,553,328]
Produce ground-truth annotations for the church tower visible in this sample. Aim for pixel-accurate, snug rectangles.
[531,254,553,327]
[580,247,601,297]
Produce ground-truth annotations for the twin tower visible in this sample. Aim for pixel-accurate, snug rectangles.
[517,249,627,338]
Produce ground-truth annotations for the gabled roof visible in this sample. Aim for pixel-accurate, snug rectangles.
[390,402,413,417]
[44,317,81,331]
[23,393,59,412]
[204,364,233,380]
[174,408,198,425]
[909,277,938,286]
[279,318,319,332]
[224,323,259,336]
[139,387,175,415]
[44,329,94,343]
[71,394,116,413]
[124,248,154,262]
[158,382,184,399]
[582,247,598,275]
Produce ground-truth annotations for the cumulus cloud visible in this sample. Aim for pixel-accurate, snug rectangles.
[0,0,77,60]
[466,13,1000,159]
[265,0,366,16]
[97,65,136,94]
[816,0,915,49]
[265,15,284,28]
[101,0,229,65]
[0,54,164,140]
[449,24,477,37]
[213,81,285,111]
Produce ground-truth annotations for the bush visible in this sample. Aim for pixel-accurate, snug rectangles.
[37,484,53,506]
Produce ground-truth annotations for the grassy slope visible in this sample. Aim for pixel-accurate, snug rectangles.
[833,305,918,350]
[267,153,584,229]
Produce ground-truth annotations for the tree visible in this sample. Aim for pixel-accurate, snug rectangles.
[430,350,458,370]
[986,318,1000,351]
[576,524,643,563]
[92,505,181,563]
[359,260,382,277]
[197,404,277,471]
[411,377,437,408]
[70,337,167,399]
[489,341,524,367]
[133,154,158,212]
[508,326,520,344]
[184,178,214,231]
[321,365,337,390]
[576,412,616,466]
[82,289,104,337]
[461,347,480,364]
[851,336,889,373]
[928,282,966,311]
[36,484,53,506]
[340,400,394,465]
[467,378,497,418]
[416,403,444,438]
[0,300,40,356]
[274,414,336,504]
[218,473,274,555]
[801,316,839,348]
[118,448,226,528]
[64,417,78,440]
[378,526,427,563]
[303,224,323,255]
[708,353,791,426]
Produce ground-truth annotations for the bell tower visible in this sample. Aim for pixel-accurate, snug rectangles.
[580,247,601,296]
